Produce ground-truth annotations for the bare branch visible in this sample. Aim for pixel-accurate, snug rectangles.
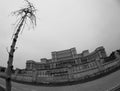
[13,0,37,33]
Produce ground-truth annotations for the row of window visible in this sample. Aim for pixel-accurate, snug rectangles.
[26,58,98,71]
[36,61,98,78]
[71,62,97,73]
[53,53,73,59]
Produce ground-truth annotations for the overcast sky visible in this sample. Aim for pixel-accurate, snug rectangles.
[0,0,120,68]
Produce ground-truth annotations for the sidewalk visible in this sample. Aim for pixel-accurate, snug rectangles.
[0,86,5,91]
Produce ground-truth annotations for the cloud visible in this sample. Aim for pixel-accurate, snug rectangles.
[0,0,120,68]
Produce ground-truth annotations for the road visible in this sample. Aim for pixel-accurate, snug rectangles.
[0,70,120,91]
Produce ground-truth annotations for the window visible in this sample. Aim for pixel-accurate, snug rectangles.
[81,57,87,64]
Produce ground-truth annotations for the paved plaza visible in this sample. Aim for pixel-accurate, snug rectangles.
[0,69,120,91]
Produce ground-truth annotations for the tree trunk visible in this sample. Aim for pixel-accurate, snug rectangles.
[5,15,26,91]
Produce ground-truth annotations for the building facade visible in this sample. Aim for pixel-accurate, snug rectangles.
[26,46,107,82]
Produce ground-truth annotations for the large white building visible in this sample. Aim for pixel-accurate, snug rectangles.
[25,46,108,82]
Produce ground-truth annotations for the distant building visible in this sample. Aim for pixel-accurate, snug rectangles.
[25,46,107,82]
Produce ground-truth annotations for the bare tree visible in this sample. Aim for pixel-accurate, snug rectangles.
[5,0,36,91]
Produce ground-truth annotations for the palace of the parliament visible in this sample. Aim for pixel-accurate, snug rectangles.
[25,46,111,83]
[0,46,120,89]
